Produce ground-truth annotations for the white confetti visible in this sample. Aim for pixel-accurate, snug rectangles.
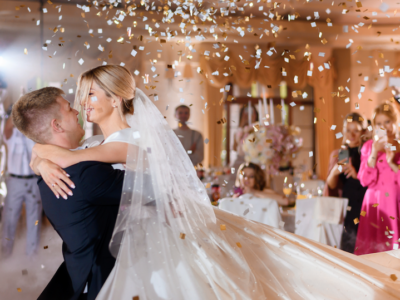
[131,49,137,57]
[78,58,84,65]
[379,2,389,12]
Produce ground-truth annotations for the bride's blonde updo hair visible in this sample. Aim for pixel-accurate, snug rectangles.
[75,65,135,115]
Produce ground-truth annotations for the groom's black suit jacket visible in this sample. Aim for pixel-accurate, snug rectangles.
[37,161,124,300]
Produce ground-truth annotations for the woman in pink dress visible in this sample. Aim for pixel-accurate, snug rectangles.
[355,103,400,255]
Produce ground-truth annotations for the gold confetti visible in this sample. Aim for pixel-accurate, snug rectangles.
[44,245,48,249]
[179,233,185,239]
[35,220,39,226]
[17,288,22,292]
[354,218,359,225]
[390,216,396,220]
[133,296,139,300]
[236,242,242,248]
[360,211,366,217]
[372,203,379,207]
[220,224,226,231]
[24,48,28,55]
[391,274,398,281]
[370,222,379,229]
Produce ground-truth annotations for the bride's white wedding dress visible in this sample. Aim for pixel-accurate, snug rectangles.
[93,89,400,300]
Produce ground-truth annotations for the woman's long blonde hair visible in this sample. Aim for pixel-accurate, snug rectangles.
[75,65,136,117]
[373,102,398,126]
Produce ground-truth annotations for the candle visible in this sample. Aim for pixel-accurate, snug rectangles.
[281,99,285,125]
[258,100,262,126]
[262,89,268,125]
[263,98,268,124]
[248,100,252,126]
[269,98,274,125]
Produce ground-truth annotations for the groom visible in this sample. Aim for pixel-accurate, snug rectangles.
[12,87,123,300]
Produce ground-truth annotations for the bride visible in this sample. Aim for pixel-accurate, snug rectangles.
[33,65,400,299]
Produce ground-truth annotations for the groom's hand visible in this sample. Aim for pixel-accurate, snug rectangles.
[37,159,75,200]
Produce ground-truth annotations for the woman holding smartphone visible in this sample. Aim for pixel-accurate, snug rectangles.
[324,112,368,253]
[355,103,400,255]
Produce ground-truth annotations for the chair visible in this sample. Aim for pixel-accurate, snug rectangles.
[219,194,284,229]
[294,197,348,248]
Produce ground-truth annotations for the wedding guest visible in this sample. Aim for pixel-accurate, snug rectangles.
[324,112,368,253]
[231,104,259,170]
[355,103,400,255]
[233,162,288,206]
[173,105,204,166]
[1,102,41,257]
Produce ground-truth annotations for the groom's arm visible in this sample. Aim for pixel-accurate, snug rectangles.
[79,162,124,205]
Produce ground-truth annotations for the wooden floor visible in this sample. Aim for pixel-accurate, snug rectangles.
[0,212,63,300]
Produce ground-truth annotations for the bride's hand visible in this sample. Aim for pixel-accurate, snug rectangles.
[37,159,75,199]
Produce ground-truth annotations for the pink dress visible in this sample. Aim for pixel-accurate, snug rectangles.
[355,139,400,255]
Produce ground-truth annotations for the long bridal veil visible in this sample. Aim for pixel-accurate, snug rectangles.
[100,89,400,300]
[106,88,266,299]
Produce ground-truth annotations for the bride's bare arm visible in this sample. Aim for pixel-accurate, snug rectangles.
[32,142,130,168]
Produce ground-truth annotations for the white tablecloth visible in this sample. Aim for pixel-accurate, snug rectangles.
[219,194,284,229]
[294,197,348,248]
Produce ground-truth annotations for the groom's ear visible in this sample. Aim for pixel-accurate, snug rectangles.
[50,118,64,133]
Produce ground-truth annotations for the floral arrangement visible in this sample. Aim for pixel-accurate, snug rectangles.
[242,124,303,173]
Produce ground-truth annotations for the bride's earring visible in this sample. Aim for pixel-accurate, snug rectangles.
[113,105,117,108]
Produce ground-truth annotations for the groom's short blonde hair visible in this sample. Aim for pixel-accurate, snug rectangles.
[12,87,64,143]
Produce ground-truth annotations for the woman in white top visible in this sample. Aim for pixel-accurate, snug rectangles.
[33,65,400,300]
[233,162,288,206]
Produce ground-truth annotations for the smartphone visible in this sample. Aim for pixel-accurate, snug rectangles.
[233,186,243,196]
[338,148,349,165]
[375,128,387,139]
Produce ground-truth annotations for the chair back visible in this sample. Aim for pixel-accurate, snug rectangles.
[294,196,348,247]
[219,194,283,229]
